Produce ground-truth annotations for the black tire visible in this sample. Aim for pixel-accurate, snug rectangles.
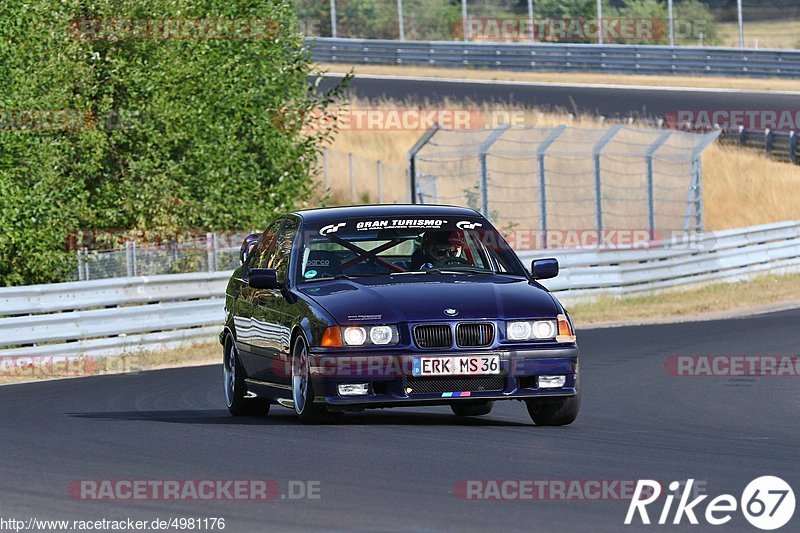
[224,339,270,417]
[451,401,494,417]
[525,391,580,426]
[291,336,331,424]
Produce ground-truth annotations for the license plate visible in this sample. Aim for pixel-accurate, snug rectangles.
[412,355,500,376]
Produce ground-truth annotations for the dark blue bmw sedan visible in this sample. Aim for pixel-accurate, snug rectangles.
[220,204,579,425]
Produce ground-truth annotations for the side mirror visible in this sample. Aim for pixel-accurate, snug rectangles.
[531,258,559,280]
[240,233,261,264]
[249,268,280,290]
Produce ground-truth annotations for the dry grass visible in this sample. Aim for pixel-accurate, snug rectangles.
[319,97,800,231]
[569,272,800,327]
[319,63,800,93]
[0,341,219,385]
[718,18,800,50]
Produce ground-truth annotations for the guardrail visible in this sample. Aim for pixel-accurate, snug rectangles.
[306,38,800,78]
[0,272,231,358]
[1,221,798,359]
[519,221,800,301]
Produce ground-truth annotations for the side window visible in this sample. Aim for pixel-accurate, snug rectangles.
[246,220,284,277]
[271,217,299,284]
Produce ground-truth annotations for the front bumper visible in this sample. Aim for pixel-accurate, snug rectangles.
[308,346,578,408]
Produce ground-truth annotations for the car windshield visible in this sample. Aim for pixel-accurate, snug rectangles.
[296,216,527,282]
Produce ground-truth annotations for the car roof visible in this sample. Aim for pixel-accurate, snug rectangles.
[291,204,482,224]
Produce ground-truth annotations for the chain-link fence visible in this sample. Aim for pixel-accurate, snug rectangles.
[74,232,250,281]
[317,149,408,204]
[296,0,800,49]
[409,125,719,248]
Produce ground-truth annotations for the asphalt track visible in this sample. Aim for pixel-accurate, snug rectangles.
[318,73,800,120]
[1,307,798,532]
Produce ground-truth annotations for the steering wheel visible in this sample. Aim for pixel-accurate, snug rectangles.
[434,256,471,267]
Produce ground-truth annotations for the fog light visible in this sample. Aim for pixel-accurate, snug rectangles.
[538,375,566,388]
[337,383,369,396]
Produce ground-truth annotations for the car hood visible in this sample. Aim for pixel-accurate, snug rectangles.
[297,275,559,324]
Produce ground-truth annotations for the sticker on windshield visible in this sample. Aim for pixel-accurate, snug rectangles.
[456,220,482,230]
[304,270,318,279]
[355,219,446,231]
[319,223,346,236]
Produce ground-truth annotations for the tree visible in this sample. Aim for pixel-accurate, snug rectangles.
[0,0,345,285]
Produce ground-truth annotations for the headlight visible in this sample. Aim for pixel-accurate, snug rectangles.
[532,320,556,339]
[341,325,399,346]
[343,327,367,346]
[506,320,557,341]
[507,321,532,341]
[369,326,394,345]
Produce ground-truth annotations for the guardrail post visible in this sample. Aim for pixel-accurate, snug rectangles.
[478,125,510,217]
[790,131,798,164]
[765,129,773,155]
[592,126,622,245]
[377,160,383,203]
[408,125,439,204]
[536,125,567,248]
[645,131,673,241]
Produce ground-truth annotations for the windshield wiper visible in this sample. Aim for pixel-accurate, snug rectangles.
[391,268,494,276]
[303,273,386,283]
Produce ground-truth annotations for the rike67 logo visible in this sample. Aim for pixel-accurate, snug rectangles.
[625,477,795,530]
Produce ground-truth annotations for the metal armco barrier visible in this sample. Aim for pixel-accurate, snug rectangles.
[1,221,798,359]
[520,221,800,301]
[0,272,231,358]
[306,38,800,78]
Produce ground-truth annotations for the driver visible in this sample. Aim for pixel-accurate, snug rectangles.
[410,230,467,270]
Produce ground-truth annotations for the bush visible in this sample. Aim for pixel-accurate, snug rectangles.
[0,0,344,286]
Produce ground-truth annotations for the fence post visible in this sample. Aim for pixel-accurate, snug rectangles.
[206,232,216,272]
[77,249,84,281]
[329,0,337,38]
[348,152,355,203]
[645,131,673,241]
[592,125,622,245]
[478,125,510,217]
[83,247,90,280]
[132,241,138,276]
[407,125,439,203]
[323,148,329,190]
[125,240,134,277]
[686,130,720,233]
[536,125,567,249]
[377,160,383,203]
